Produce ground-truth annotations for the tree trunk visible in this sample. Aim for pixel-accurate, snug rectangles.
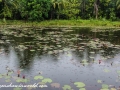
[94,3,98,19]
[94,0,99,19]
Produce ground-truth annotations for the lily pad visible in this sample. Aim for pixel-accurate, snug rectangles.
[62,85,72,90]
[39,82,46,85]
[100,89,109,90]
[34,75,43,80]
[79,88,86,90]
[51,83,60,88]
[110,88,116,90]
[74,82,85,88]
[117,70,120,74]
[97,80,102,83]
[102,84,109,89]
[5,79,11,82]
[4,75,11,79]
[0,74,3,78]
[48,51,53,54]
[42,78,52,83]
[103,69,110,73]
[16,78,29,83]
[13,87,22,90]
[30,49,35,52]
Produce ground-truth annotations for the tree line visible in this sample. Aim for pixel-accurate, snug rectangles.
[0,0,120,21]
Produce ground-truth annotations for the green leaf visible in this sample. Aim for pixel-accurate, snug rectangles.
[30,49,35,52]
[74,82,85,88]
[62,85,72,90]
[16,78,29,83]
[5,79,11,82]
[0,74,3,78]
[79,88,86,90]
[97,80,102,83]
[103,69,110,73]
[42,78,52,83]
[102,84,109,89]
[34,75,44,80]
[13,87,22,90]
[117,70,120,74]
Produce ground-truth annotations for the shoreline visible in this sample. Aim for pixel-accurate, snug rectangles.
[0,20,120,30]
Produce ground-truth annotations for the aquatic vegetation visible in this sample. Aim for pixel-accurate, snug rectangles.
[97,80,102,83]
[74,82,85,88]
[42,78,52,83]
[103,69,110,73]
[101,84,109,89]
[51,83,60,88]
[13,87,22,90]
[62,85,72,90]
[16,78,29,83]
[0,27,120,90]
[79,88,86,90]
[34,75,44,80]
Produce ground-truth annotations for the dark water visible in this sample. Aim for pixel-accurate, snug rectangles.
[0,27,120,90]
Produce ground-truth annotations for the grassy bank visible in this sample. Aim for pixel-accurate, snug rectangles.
[0,19,120,28]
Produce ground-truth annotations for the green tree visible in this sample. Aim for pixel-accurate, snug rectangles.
[61,0,80,19]
[51,0,66,19]
[116,0,120,9]
[0,0,19,21]
[20,0,51,21]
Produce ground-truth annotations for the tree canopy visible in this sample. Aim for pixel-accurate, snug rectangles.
[0,0,120,21]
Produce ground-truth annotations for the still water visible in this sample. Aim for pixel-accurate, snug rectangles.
[0,27,120,90]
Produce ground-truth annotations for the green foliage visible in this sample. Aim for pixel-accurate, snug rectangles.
[20,0,51,21]
[0,0,19,21]
[0,0,119,20]
[61,0,80,19]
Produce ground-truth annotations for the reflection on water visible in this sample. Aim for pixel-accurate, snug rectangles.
[0,27,120,90]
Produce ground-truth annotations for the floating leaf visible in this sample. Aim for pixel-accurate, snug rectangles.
[74,82,85,88]
[5,76,11,79]
[0,74,3,78]
[16,78,29,83]
[110,88,117,90]
[20,69,24,71]
[51,83,60,88]
[30,49,35,52]
[79,88,86,90]
[102,84,109,89]
[34,75,43,80]
[39,82,46,85]
[42,78,52,83]
[8,71,13,75]
[5,79,11,82]
[103,69,110,73]
[117,70,120,74]
[97,80,102,83]
[48,51,53,54]
[13,87,22,90]
[89,52,95,54]
[62,85,71,90]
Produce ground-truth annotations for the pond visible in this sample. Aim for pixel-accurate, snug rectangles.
[0,26,120,90]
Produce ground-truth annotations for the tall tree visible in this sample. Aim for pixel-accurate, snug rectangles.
[94,0,100,19]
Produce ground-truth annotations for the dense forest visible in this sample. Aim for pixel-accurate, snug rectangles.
[0,0,120,21]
